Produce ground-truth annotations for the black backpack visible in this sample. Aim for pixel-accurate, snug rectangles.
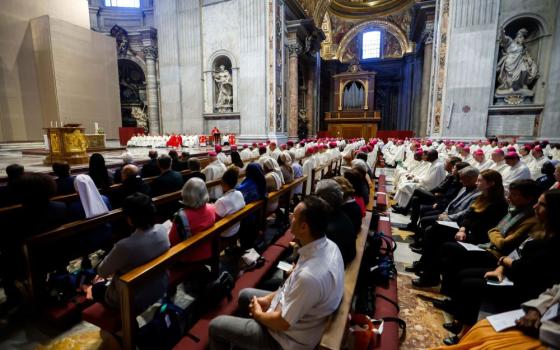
[138,299,187,350]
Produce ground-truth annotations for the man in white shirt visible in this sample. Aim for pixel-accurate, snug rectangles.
[214,167,246,238]
[528,146,548,180]
[502,152,531,189]
[209,196,344,350]
[472,149,493,171]
[202,151,227,200]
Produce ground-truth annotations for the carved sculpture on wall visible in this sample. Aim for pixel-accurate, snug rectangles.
[213,65,233,113]
[131,106,148,133]
[110,25,130,57]
[298,109,309,140]
[495,28,539,104]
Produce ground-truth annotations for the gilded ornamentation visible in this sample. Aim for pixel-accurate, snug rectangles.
[330,0,414,19]
[429,0,450,135]
[50,133,60,153]
[64,130,87,153]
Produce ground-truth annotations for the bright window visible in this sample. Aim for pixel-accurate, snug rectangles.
[105,0,140,7]
[362,31,381,59]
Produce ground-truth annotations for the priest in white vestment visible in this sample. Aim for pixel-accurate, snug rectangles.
[489,149,508,175]
[528,146,548,180]
[502,152,531,189]
[393,150,446,208]
[473,149,493,171]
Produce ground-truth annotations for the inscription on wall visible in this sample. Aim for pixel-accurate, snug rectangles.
[487,115,535,136]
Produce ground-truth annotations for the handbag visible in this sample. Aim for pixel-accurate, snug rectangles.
[173,210,192,241]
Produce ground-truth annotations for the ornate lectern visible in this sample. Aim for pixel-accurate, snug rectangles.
[324,63,381,139]
[44,126,89,165]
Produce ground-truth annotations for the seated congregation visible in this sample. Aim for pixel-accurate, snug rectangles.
[0,138,382,350]
[2,136,559,349]
[381,137,560,348]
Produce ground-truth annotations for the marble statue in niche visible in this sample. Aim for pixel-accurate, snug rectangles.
[110,25,130,57]
[213,65,233,113]
[496,28,539,104]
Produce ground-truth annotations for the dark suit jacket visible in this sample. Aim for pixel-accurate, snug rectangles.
[183,171,206,183]
[150,170,184,197]
[326,211,357,266]
[55,176,76,196]
[111,176,151,208]
[141,159,161,178]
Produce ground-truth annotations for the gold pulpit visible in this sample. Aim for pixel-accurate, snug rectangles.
[44,127,89,165]
[324,63,381,139]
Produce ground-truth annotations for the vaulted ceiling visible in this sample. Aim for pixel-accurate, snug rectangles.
[298,0,416,24]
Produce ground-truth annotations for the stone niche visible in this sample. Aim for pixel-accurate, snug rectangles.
[203,51,240,135]
[488,14,550,139]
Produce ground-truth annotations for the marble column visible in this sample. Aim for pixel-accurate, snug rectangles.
[287,43,301,140]
[419,29,433,137]
[305,67,314,136]
[143,46,160,134]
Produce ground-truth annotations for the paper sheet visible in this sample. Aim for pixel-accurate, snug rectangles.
[486,277,514,287]
[277,261,293,272]
[457,241,485,252]
[436,220,460,229]
[380,216,390,222]
[487,309,525,332]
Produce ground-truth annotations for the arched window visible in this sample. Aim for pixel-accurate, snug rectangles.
[105,0,140,8]
[362,30,381,59]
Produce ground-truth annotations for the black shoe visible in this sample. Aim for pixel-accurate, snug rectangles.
[433,298,452,310]
[404,223,418,232]
[443,321,463,334]
[443,336,459,346]
[410,245,423,254]
[404,261,423,273]
[412,277,439,288]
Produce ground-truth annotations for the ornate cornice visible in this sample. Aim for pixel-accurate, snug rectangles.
[288,42,303,57]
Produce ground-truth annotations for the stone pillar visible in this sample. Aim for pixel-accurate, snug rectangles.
[419,28,433,137]
[143,46,160,134]
[305,67,314,136]
[287,43,301,140]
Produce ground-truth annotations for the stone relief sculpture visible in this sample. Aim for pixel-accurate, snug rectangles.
[496,28,539,104]
[131,106,148,133]
[213,65,233,112]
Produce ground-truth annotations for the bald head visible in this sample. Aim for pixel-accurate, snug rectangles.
[122,164,139,181]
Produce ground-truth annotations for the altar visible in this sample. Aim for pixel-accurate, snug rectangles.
[324,64,381,139]
[43,127,89,165]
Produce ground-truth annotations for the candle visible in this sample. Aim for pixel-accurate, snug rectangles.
[50,121,53,127]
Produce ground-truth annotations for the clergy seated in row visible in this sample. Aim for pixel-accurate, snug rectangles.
[394,156,464,219]
[502,152,531,189]
[392,149,447,212]
[410,169,509,288]
[426,188,560,347]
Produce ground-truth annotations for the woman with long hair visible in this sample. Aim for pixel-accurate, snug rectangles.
[433,189,560,346]
[235,163,267,250]
[230,151,244,169]
[88,153,113,190]
[412,169,509,288]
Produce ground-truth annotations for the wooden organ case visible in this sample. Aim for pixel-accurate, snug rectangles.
[324,63,381,139]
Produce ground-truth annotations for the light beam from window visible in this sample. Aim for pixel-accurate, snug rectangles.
[105,0,140,7]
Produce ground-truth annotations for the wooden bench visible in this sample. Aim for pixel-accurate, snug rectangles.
[83,176,308,350]
[376,174,388,212]
[318,212,371,349]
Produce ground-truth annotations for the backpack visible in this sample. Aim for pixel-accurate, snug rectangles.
[173,210,192,241]
[138,299,187,350]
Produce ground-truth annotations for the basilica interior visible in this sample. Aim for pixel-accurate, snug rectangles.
[1,0,560,349]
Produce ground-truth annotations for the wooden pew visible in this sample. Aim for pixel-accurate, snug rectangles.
[319,212,371,349]
[107,176,307,350]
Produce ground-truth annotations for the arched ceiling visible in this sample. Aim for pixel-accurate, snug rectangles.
[329,0,415,19]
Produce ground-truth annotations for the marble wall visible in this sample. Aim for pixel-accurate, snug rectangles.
[429,0,560,141]
[155,0,274,141]
[0,0,120,141]
[0,0,91,141]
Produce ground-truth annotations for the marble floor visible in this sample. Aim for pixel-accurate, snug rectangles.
[0,141,222,177]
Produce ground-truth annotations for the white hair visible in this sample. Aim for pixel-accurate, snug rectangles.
[181,177,209,209]
[121,152,134,164]
[351,159,368,173]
